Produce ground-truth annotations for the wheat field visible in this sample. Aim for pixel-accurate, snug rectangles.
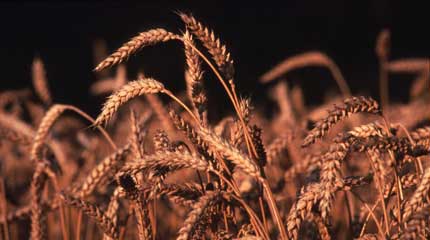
[0,13,429,240]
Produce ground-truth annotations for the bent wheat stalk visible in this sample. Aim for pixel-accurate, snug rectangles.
[259,51,351,97]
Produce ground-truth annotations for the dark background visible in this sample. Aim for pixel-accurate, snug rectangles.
[0,1,428,117]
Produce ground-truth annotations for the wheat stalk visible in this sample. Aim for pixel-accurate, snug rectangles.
[259,51,351,97]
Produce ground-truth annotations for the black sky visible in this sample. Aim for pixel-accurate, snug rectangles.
[0,1,428,116]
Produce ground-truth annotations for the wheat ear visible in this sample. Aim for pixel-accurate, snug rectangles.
[94,77,165,126]
[177,191,221,240]
[60,193,118,239]
[198,127,262,180]
[302,96,381,147]
[95,28,180,71]
[179,12,234,80]
[72,143,131,198]
[183,31,207,123]
[32,57,52,105]
[402,167,430,221]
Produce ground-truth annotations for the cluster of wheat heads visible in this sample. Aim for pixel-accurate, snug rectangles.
[0,13,429,240]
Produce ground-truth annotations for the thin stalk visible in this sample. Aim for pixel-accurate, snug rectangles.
[0,178,10,240]
[75,210,83,240]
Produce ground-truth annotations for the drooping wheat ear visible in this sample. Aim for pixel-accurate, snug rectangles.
[249,125,267,167]
[398,204,430,240]
[266,131,294,164]
[259,51,351,97]
[286,183,323,239]
[198,127,262,180]
[117,151,212,178]
[30,164,48,240]
[94,77,165,126]
[179,12,234,80]
[319,142,348,220]
[31,104,68,163]
[302,96,381,147]
[72,143,131,198]
[60,193,118,239]
[183,31,207,123]
[402,167,430,221]
[168,108,213,160]
[32,57,52,105]
[335,121,388,144]
[352,135,428,157]
[177,191,221,240]
[153,129,172,153]
[94,28,180,71]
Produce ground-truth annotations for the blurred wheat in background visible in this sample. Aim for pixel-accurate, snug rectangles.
[0,12,429,240]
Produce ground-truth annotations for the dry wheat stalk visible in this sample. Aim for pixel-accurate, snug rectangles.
[32,57,52,105]
[259,51,351,97]
[179,12,234,80]
[60,193,118,239]
[95,28,180,71]
[302,96,381,147]
[176,191,221,240]
[387,58,430,73]
[94,77,165,126]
